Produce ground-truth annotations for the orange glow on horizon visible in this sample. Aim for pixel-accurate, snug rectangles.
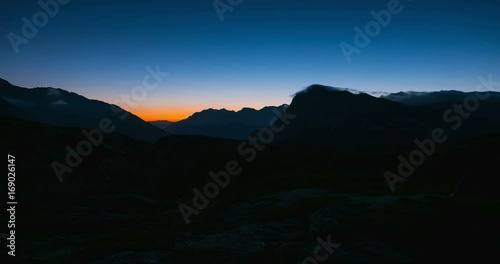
[122,106,198,122]
[137,111,193,122]
[124,101,283,123]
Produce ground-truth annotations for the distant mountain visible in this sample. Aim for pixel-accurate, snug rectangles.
[383,90,500,138]
[149,120,173,130]
[382,90,500,106]
[162,105,288,139]
[0,78,168,142]
[271,85,439,146]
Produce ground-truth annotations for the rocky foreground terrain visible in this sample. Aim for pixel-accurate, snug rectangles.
[1,115,499,263]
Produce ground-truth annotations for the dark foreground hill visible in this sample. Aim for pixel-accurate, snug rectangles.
[1,114,499,263]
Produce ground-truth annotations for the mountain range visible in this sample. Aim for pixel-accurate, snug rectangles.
[3,78,500,145]
[2,78,500,262]
[0,78,167,143]
[261,85,500,147]
[151,105,287,140]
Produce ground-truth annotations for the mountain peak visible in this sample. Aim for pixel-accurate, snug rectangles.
[295,84,350,96]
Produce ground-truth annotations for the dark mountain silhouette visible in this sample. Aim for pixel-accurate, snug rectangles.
[0,78,167,142]
[382,90,500,106]
[271,85,438,146]
[383,90,500,138]
[149,120,173,130]
[161,105,288,139]
[0,96,32,120]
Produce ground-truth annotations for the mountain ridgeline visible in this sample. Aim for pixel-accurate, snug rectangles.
[0,78,167,142]
[267,85,500,146]
[153,105,288,139]
[2,79,500,146]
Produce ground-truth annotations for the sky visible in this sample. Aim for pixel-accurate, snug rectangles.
[1,0,499,121]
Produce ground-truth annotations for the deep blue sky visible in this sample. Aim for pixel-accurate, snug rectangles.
[1,0,499,120]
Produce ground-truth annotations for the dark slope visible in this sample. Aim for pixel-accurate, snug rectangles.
[383,90,500,138]
[2,113,500,263]
[0,96,32,120]
[0,78,167,142]
[382,90,500,106]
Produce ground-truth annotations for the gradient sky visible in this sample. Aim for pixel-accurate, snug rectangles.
[1,0,499,121]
